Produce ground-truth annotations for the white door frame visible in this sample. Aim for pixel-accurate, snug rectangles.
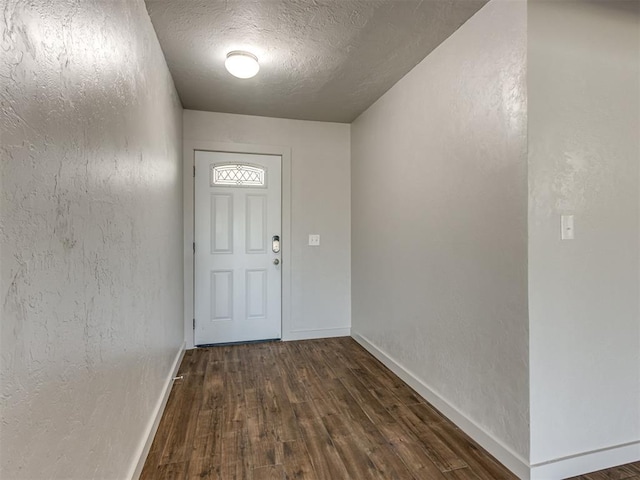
[183,140,292,349]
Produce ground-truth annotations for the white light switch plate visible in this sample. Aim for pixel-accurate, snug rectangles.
[308,234,320,246]
[561,215,575,240]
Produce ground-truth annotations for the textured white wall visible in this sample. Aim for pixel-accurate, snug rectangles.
[183,111,351,343]
[351,0,529,461]
[0,1,184,479]
[528,0,640,472]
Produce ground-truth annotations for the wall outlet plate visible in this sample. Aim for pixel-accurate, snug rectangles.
[308,234,320,246]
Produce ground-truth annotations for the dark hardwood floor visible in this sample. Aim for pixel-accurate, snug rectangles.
[567,462,640,480]
[140,337,640,480]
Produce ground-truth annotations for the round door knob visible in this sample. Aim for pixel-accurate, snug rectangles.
[273,258,280,265]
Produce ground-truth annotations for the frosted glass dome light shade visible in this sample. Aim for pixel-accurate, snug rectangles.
[225,51,260,79]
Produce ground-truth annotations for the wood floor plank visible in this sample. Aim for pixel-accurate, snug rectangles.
[249,434,281,468]
[299,430,350,480]
[282,461,316,480]
[326,378,381,431]
[140,337,637,480]
[338,372,404,443]
[160,373,203,465]
[357,359,423,406]
[427,421,514,480]
[368,443,419,480]
[299,374,342,416]
[297,342,338,381]
[155,461,189,480]
[253,464,286,480]
[349,365,407,408]
[388,432,449,479]
[221,428,252,476]
[290,401,327,437]
[443,466,483,479]
[281,440,316,480]
[389,403,468,472]
[186,457,222,479]
[330,432,385,479]
[570,462,640,480]
[221,460,253,480]
[201,360,224,410]
[408,401,449,427]
[273,397,300,442]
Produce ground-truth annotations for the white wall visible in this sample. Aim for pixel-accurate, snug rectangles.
[528,1,640,477]
[183,111,351,345]
[0,1,184,479]
[350,0,529,471]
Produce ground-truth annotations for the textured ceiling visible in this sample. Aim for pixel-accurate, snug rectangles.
[145,0,488,123]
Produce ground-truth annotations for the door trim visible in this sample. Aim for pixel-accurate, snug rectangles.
[183,140,292,349]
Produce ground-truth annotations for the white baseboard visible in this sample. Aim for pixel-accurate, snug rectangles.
[351,332,531,480]
[530,441,640,479]
[284,327,351,341]
[129,342,186,480]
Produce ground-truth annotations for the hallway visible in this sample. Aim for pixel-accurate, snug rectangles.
[3,1,638,478]
[141,337,517,479]
[140,337,640,480]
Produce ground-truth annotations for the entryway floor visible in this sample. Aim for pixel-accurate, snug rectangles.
[140,337,639,480]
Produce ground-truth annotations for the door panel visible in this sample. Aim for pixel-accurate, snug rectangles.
[246,269,267,319]
[194,151,282,345]
[210,270,233,321]
[246,195,267,253]
[211,194,233,253]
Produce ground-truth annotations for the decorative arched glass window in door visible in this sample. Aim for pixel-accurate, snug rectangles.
[211,163,266,187]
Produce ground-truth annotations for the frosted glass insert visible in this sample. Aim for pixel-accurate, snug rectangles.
[212,163,265,187]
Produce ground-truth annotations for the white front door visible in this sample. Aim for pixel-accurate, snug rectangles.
[194,151,282,345]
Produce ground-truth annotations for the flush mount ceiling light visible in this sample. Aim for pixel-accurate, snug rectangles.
[225,51,260,79]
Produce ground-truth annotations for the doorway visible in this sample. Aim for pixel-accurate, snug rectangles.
[194,150,282,345]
